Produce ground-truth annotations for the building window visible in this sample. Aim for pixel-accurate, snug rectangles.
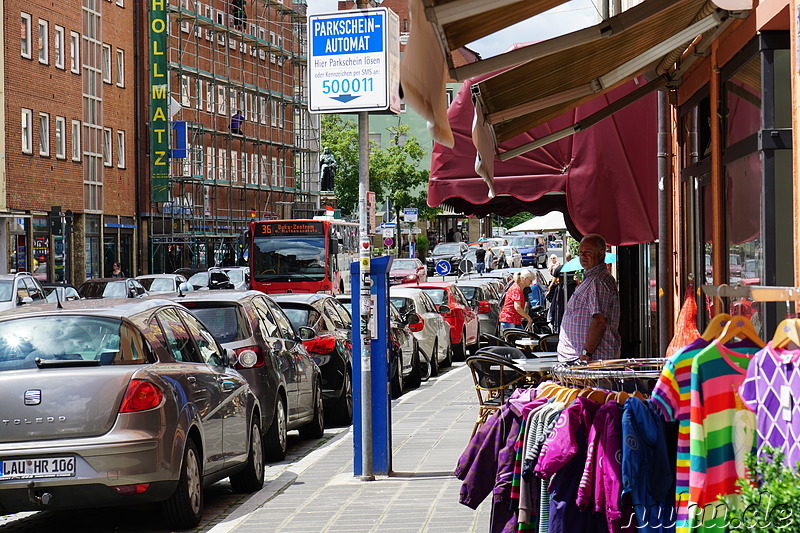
[446,88,454,107]
[218,148,227,180]
[270,99,279,127]
[54,26,65,69]
[103,127,112,166]
[117,130,125,168]
[217,86,226,115]
[39,112,50,156]
[71,120,81,161]
[102,44,111,83]
[116,0,124,6]
[206,82,214,113]
[21,109,32,154]
[70,31,80,73]
[259,96,267,124]
[38,19,49,64]
[260,155,268,185]
[180,75,191,106]
[115,49,124,87]
[21,13,32,59]
[55,116,66,159]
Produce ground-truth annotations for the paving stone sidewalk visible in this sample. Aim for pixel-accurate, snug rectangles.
[210,363,491,533]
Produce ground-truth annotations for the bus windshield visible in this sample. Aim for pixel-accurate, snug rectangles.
[253,235,327,282]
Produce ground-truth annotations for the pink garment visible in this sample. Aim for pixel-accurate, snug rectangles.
[534,397,601,480]
[577,402,624,533]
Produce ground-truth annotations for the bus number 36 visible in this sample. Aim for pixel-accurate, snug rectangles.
[322,78,374,95]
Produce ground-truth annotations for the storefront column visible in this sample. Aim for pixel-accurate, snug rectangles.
[71,213,86,286]
[710,42,725,312]
[791,0,800,285]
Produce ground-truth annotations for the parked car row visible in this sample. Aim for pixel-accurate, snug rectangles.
[0,265,458,527]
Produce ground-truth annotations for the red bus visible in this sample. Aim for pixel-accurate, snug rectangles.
[249,218,358,294]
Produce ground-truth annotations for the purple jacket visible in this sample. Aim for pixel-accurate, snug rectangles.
[455,399,547,509]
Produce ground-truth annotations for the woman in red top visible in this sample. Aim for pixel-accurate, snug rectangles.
[498,269,534,330]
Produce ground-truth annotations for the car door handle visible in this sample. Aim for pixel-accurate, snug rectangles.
[219,378,236,392]
[187,376,197,384]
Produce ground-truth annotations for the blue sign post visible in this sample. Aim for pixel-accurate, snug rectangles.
[435,260,452,276]
[350,256,392,475]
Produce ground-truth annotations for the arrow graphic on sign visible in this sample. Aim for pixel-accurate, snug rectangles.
[331,94,361,103]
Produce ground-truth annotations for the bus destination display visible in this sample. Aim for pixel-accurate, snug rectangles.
[256,222,324,235]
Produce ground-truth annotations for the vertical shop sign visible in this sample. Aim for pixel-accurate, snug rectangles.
[150,0,170,202]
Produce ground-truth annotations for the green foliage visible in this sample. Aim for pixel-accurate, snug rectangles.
[415,232,429,261]
[502,212,534,229]
[321,117,433,218]
[722,446,800,532]
[370,124,430,217]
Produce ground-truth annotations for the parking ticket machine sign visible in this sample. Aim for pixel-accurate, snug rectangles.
[308,8,400,114]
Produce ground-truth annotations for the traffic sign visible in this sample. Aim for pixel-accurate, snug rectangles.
[308,8,401,114]
[380,222,396,229]
[384,237,393,246]
[403,208,418,222]
[435,260,451,276]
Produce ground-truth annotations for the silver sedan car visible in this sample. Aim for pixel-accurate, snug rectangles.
[0,299,263,529]
[390,287,453,376]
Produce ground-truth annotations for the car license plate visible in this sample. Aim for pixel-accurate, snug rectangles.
[0,457,76,479]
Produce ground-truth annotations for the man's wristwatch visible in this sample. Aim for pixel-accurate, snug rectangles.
[581,349,593,360]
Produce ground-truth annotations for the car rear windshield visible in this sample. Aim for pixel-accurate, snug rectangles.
[458,286,477,300]
[391,259,417,271]
[420,288,447,305]
[433,243,461,255]
[280,305,323,332]
[0,316,149,371]
[225,270,245,283]
[181,305,249,344]
[139,278,174,292]
[78,281,127,299]
[389,296,413,315]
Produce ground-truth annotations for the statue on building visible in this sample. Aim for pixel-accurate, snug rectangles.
[320,147,337,192]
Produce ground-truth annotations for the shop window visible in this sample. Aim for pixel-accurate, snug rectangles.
[725,54,761,147]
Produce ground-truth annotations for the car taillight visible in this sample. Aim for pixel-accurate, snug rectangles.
[409,314,424,333]
[120,380,163,413]
[234,346,265,369]
[477,300,491,314]
[112,483,150,495]
[303,335,337,355]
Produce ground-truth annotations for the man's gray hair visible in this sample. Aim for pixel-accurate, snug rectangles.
[582,233,606,253]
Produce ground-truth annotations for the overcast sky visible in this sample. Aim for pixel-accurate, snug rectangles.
[305,0,600,57]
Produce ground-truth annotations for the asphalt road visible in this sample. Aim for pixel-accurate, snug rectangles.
[0,429,348,533]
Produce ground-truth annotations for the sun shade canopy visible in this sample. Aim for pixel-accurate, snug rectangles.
[429,77,659,246]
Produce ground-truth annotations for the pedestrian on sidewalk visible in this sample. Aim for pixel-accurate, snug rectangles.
[556,234,620,363]
[499,269,534,331]
[475,243,487,273]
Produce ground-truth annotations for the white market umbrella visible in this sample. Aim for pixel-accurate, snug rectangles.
[506,211,567,233]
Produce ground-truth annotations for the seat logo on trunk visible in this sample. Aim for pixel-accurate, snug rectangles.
[24,390,41,405]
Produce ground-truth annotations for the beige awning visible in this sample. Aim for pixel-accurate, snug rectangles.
[475,0,723,144]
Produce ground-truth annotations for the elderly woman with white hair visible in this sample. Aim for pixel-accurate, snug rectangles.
[498,269,536,331]
[548,254,561,276]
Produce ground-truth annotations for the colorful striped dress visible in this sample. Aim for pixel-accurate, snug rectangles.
[651,339,759,533]
[688,340,755,532]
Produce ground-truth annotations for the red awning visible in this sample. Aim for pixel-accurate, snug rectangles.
[429,77,659,246]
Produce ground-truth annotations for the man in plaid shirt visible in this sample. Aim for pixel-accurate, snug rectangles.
[557,234,621,363]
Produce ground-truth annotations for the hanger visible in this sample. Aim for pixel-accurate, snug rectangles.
[716,315,766,348]
[773,319,800,350]
[702,313,732,341]
[538,383,560,398]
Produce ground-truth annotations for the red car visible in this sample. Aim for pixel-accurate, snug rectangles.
[390,258,428,285]
[395,281,479,359]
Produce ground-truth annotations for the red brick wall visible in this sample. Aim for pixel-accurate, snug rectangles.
[4,1,137,217]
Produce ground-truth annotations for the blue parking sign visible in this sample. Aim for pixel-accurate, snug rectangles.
[435,260,451,276]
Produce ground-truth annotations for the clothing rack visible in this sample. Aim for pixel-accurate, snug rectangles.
[702,283,800,302]
[551,358,665,392]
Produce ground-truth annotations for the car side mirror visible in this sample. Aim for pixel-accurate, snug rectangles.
[298,326,316,341]
[437,305,451,314]
[19,296,33,306]
[329,238,340,255]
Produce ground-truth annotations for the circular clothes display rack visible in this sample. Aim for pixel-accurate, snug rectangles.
[551,358,666,394]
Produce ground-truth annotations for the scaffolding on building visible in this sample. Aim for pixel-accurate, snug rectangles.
[149,0,321,272]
